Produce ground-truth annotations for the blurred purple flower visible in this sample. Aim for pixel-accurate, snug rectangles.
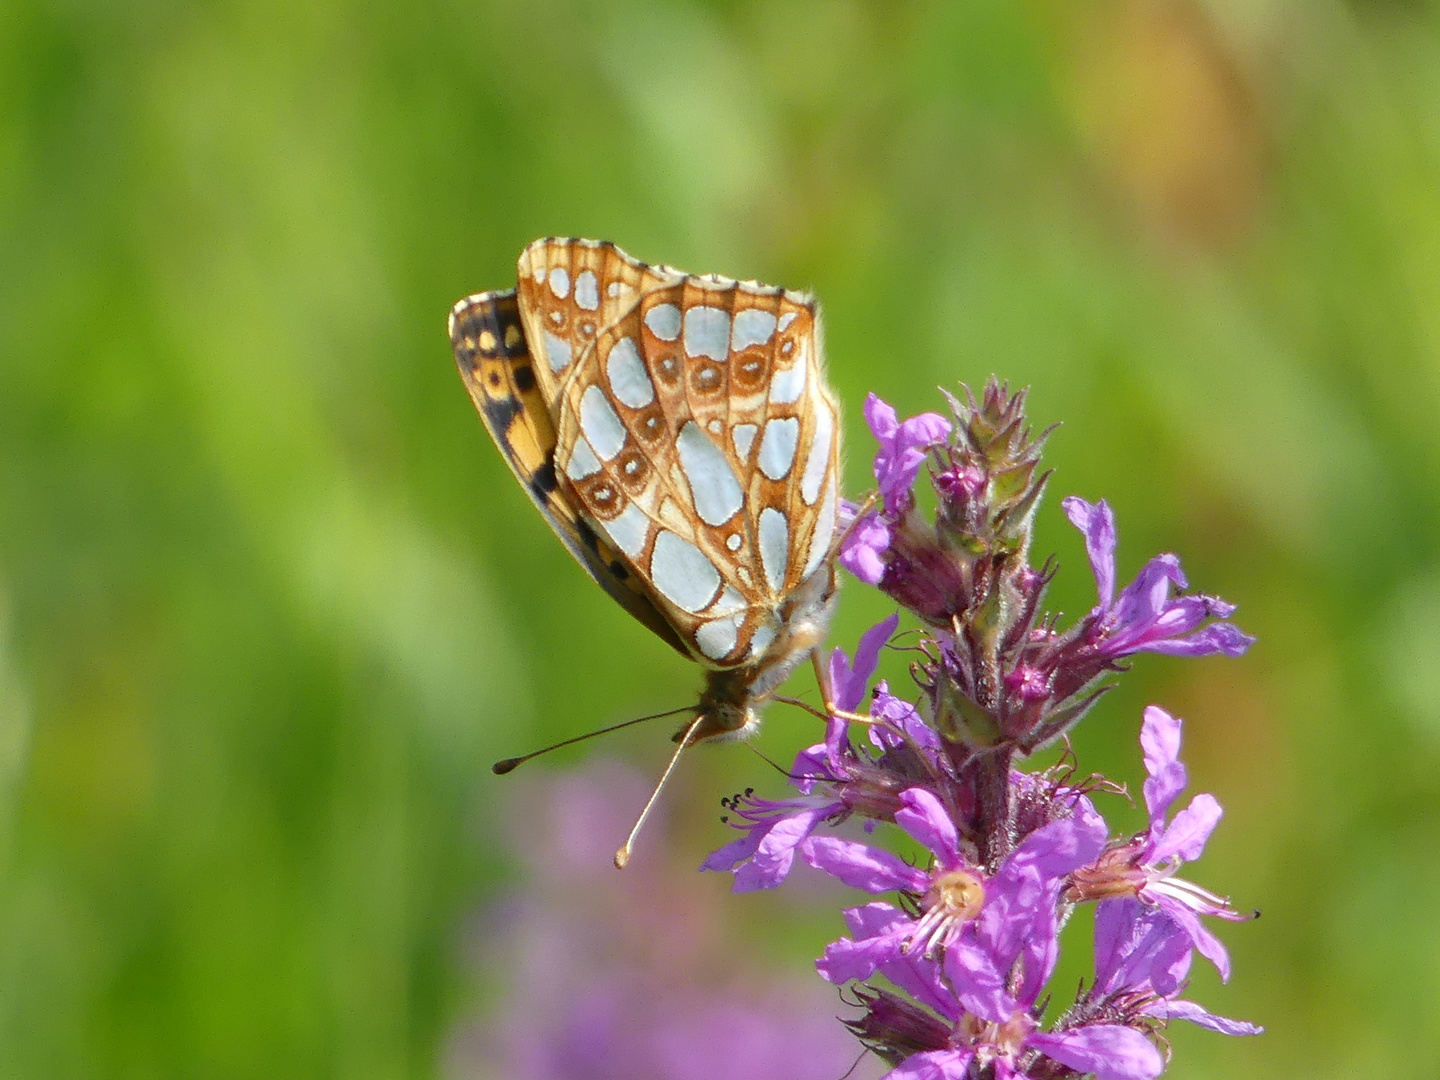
[450,760,884,1080]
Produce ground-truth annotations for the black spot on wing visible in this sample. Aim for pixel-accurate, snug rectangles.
[479,393,522,438]
[514,364,536,392]
[575,516,602,554]
[529,458,559,499]
[609,560,629,580]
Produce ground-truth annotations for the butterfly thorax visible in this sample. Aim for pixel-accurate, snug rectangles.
[687,563,839,743]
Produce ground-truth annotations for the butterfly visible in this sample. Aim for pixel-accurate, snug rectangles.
[449,239,842,863]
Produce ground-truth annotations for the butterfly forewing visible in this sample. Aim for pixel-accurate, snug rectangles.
[505,238,840,672]
[448,286,689,657]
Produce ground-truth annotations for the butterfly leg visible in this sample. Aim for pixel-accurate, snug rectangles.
[801,648,883,728]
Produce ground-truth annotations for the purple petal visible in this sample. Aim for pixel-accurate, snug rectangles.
[877,950,959,1019]
[1153,896,1232,982]
[1140,705,1181,778]
[837,906,959,1017]
[1140,706,1187,829]
[838,515,891,585]
[1151,999,1264,1036]
[802,835,929,894]
[1093,900,1192,996]
[1151,793,1222,864]
[1144,621,1256,658]
[817,904,911,984]
[864,393,900,443]
[1029,1025,1164,1080]
[870,685,939,753]
[884,1049,976,1080]
[941,938,1012,1023]
[899,411,953,448]
[829,614,900,713]
[894,788,962,867]
[700,829,764,874]
[1062,496,1117,610]
[1111,554,1185,631]
[791,742,839,792]
[1005,799,1110,882]
[731,806,829,891]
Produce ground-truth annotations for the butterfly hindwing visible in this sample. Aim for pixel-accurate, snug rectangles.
[449,288,689,657]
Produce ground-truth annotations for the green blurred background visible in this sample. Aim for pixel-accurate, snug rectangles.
[3,0,1437,1075]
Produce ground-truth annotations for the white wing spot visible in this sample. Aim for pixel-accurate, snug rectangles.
[749,619,778,660]
[605,337,655,408]
[696,616,740,660]
[730,308,778,352]
[683,306,732,360]
[769,355,806,403]
[606,281,629,299]
[758,417,800,481]
[731,424,758,462]
[645,303,682,341]
[759,507,790,592]
[707,418,723,435]
[580,384,627,461]
[726,534,742,552]
[564,436,602,481]
[574,270,599,311]
[801,405,835,505]
[650,530,721,613]
[778,311,798,331]
[802,475,838,580]
[707,585,748,617]
[543,331,572,373]
[532,264,546,284]
[601,501,650,558]
[676,421,745,526]
[548,267,571,300]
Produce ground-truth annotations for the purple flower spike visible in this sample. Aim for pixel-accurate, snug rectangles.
[697,383,1260,1078]
[865,394,952,516]
[1062,496,1256,660]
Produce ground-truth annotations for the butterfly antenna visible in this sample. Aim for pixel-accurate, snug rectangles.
[491,705,699,775]
[614,712,704,869]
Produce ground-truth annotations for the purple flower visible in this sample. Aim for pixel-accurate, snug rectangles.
[1063,497,1255,660]
[809,787,1108,1014]
[837,396,952,593]
[829,890,1165,1080]
[1091,899,1263,1037]
[865,394,952,515]
[1068,706,1248,980]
